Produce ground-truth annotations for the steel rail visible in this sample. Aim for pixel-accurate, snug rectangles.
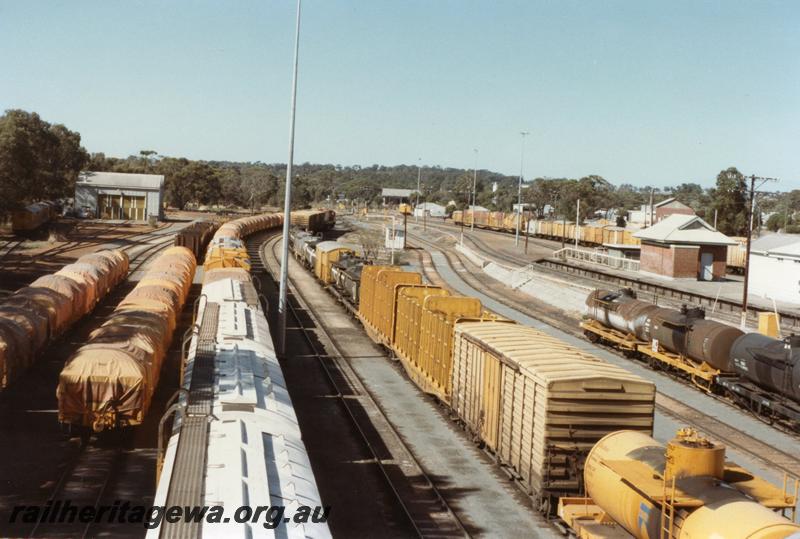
[259,231,470,538]
[406,228,800,482]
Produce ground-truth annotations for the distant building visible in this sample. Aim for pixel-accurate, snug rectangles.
[749,234,800,305]
[381,188,417,206]
[628,198,695,226]
[511,203,535,213]
[634,214,735,281]
[413,202,446,217]
[384,223,405,249]
[75,171,164,221]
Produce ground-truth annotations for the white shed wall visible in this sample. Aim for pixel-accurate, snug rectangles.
[749,253,800,305]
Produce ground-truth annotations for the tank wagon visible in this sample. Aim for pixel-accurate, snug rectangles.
[0,249,128,390]
[290,209,336,232]
[149,267,331,539]
[558,428,799,538]
[583,288,800,430]
[286,243,657,512]
[173,219,218,261]
[57,247,196,431]
[10,201,59,233]
[285,221,800,526]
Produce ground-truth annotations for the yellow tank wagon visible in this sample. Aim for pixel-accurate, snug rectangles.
[559,428,799,538]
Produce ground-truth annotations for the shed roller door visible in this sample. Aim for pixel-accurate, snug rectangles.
[122,195,146,220]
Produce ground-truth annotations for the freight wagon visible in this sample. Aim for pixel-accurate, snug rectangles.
[314,241,355,284]
[288,241,657,511]
[330,255,368,305]
[450,321,655,510]
[726,236,747,273]
[284,219,796,531]
[453,212,748,275]
[451,211,643,248]
[559,428,799,538]
[10,201,59,233]
[290,209,336,232]
[0,249,128,390]
[57,247,196,431]
[582,288,800,431]
[173,219,218,261]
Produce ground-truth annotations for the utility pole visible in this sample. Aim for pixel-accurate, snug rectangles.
[403,210,407,250]
[524,216,530,254]
[471,148,478,232]
[415,158,421,222]
[575,198,580,248]
[515,131,530,246]
[648,188,654,227]
[277,0,302,356]
[741,174,778,329]
[391,215,396,265]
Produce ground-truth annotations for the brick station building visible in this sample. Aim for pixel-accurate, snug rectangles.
[634,214,735,281]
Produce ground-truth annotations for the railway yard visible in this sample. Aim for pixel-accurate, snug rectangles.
[0,209,799,538]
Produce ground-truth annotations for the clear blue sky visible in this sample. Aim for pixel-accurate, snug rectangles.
[1,1,798,188]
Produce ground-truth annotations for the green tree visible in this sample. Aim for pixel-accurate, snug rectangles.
[0,109,88,216]
[712,167,747,235]
[450,173,474,209]
[164,161,222,210]
[766,213,789,232]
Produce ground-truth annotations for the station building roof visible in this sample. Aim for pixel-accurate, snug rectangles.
[77,171,165,190]
[633,214,735,246]
[751,234,800,258]
[381,188,417,198]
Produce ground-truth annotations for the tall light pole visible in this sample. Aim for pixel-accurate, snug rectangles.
[415,158,421,222]
[278,0,302,356]
[471,148,478,232]
[515,131,530,246]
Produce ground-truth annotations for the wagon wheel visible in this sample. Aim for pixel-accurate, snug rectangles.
[584,330,600,343]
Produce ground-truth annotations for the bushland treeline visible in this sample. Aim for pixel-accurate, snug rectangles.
[1,109,796,236]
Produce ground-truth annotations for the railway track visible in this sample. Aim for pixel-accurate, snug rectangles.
[20,235,178,538]
[404,228,800,487]
[418,219,800,332]
[258,232,470,538]
[29,442,125,538]
[0,238,24,264]
[37,220,173,260]
[410,224,800,435]
[434,223,761,330]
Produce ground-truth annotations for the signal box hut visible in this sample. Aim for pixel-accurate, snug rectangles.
[633,215,735,281]
[413,202,446,218]
[75,172,164,221]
